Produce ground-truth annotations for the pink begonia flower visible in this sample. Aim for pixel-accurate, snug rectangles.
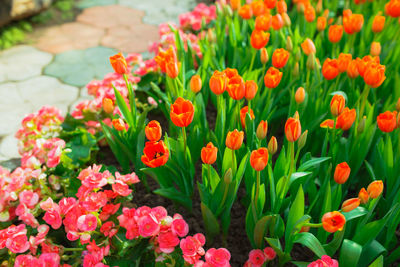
[112,180,132,197]
[263,247,276,260]
[138,214,160,237]
[19,190,39,208]
[6,231,30,253]
[205,248,231,267]
[77,214,98,232]
[151,206,168,221]
[158,231,180,253]
[308,255,339,267]
[39,253,60,266]
[15,254,42,266]
[115,172,140,185]
[249,249,266,267]
[171,218,189,237]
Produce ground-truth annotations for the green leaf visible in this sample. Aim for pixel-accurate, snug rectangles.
[298,157,330,172]
[285,186,304,242]
[113,84,134,126]
[368,255,384,267]
[154,188,192,210]
[343,207,368,221]
[201,202,220,242]
[293,232,326,258]
[254,216,273,248]
[339,239,362,267]
[358,240,387,267]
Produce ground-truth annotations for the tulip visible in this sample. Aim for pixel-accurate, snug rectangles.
[245,80,258,101]
[227,76,246,100]
[209,71,226,95]
[304,5,316,22]
[264,67,283,89]
[293,62,299,77]
[334,162,350,184]
[285,36,293,52]
[240,106,255,128]
[230,0,241,10]
[155,47,179,78]
[190,75,202,93]
[112,118,126,131]
[201,142,218,165]
[370,42,381,57]
[297,130,308,150]
[285,112,301,142]
[341,198,360,212]
[356,56,380,77]
[282,12,291,27]
[377,111,397,133]
[330,95,346,117]
[367,180,384,199]
[397,98,400,112]
[226,129,244,150]
[102,97,114,114]
[260,48,269,64]
[145,120,162,142]
[110,53,129,75]
[358,188,369,204]
[250,30,270,50]
[264,0,277,9]
[320,119,334,129]
[295,87,305,104]
[301,38,316,55]
[372,15,385,33]
[272,14,284,30]
[277,0,287,13]
[256,120,268,140]
[357,116,366,133]
[317,16,327,31]
[268,136,278,155]
[224,68,239,79]
[322,211,346,233]
[166,60,179,79]
[322,58,339,80]
[250,148,269,171]
[336,108,356,131]
[170,97,194,128]
[306,54,317,70]
[338,53,352,73]
[255,14,272,31]
[343,14,364,34]
[251,1,266,16]
[272,48,290,69]
[363,63,386,88]
[346,59,359,79]
[328,25,343,43]
[239,5,252,19]
[386,0,400,18]
[141,140,169,168]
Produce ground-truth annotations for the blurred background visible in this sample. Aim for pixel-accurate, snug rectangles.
[0,0,205,165]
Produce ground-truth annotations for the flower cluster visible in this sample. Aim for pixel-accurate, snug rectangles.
[244,247,276,267]
[179,3,217,31]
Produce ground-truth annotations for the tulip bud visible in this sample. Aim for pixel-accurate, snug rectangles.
[190,74,202,93]
[316,0,323,14]
[396,97,400,112]
[298,2,305,13]
[207,28,216,43]
[295,49,302,61]
[256,120,268,140]
[357,116,366,133]
[370,42,381,57]
[367,180,383,199]
[102,97,114,114]
[341,198,360,212]
[297,130,308,150]
[230,0,241,10]
[295,87,305,104]
[334,162,350,184]
[282,13,291,27]
[245,80,258,100]
[224,168,233,184]
[286,36,293,52]
[330,95,346,117]
[112,118,126,131]
[397,112,400,128]
[268,136,278,155]
[260,48,269,64]
[306,53,316,70]
[358,187,369,204]
[293,62,299,77]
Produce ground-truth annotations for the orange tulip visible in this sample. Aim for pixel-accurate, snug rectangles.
[226,129,244,150]
[338,53,352,73]
[358,188,369,204]
[272,14,284,30]
[141,140,169,168]
[201,142,218,165]
[356,55,380,77]
[328,25,343,43]
[320,119,334,129]
[317,16,327,31]
[240,106,255,128]
[256,120,268,140]
[268,136,278,155]
[112,118,126,131]
[251,1,266,16]
[264,0,277,9]
[250,30,270,50]
[322,58,339,80]
[260,48,269,64]
[295,87,305,104]
[364,63,386,88]
[272,48,290,68]
[230,0,241,10]
[330,94,346,117]
[341,198,360,212]
[245,80,258,100]
[277,0,287,13]
[227,75,245,100]
[346,59,359,79]
[110,53,129,75]
[304,5,316,22]
[145,120,162,142]
[170,97,194,128]
[190,75,202,93]
[377,111,397,133]
[385,0,400,18]
[334,162,351,184]
[255,14,272,31]
[372,15,385,33]
[250,147,269,171]
[367,180,384,199]
[224,68,239,79]
[239,5,253,19]
[322,211,346,233]
[285,113,301,142]
[343,14,364,34]
[102,97,114,114]
[264,67,283,89]
[336,108,356,131]
[370,42,381,57]
[209,71,226,95]
[301,38,316,55]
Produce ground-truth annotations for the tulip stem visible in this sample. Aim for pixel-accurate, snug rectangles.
[123,74,137,127]
[182,127,187,162]
[249,49,256,73]
[255,171,261,213]
[231,149,236,177]
[63,247,84,252]
[303,222,323,228]
[208,164,212,191]
[237,102,241,129]
[359,85,370,120]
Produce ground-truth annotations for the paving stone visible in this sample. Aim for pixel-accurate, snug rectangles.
[0,135,19,159]
[76,0,117,9]
[44,46,116,87]
[0,158,21,170]
[35,22,104,54]
[0,103,33,136]
[0,45,53,82]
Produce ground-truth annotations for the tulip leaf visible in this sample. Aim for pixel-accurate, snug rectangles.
[254,215,274,248]
[358,240,387,267]
[343,207,368,221]
[112,84,134,127]
[154,187,192,210]
[339,239,362,267]
[200,202,220,242]
[297,157,330,172]
[368,255,384,267]
[285,186,304,243]
[323,224,345,255]
[293,232,326,258]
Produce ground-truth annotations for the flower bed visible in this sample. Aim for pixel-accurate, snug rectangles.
[1,0,400,266]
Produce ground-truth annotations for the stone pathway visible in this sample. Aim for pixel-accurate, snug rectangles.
[0,0,196,163]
